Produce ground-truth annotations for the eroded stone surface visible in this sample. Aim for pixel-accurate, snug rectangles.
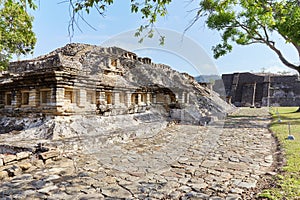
[0,108,275,199]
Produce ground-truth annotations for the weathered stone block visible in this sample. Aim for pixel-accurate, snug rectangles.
[0,170,8,180]
[16,151,31,160]
[45,158,54,165]
[39,150,59,160]
[5,165,22,177]
[101,184,133,199]
[0,158,3,167]
[3,154,17,164]
[170,109,182,120]
[37,185,59,195]
[19,162,32,171]
[32,159,44,168]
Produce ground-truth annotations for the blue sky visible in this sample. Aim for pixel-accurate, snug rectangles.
[23,1,299,76]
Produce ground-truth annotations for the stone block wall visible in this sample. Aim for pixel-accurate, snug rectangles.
[222,72,300,107]
[241,83,256,106]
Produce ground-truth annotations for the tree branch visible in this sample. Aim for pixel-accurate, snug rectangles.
[244,40,265,45]
[275,30,300,63]
[235,20,266,43]
[291,42,300,60]
[262,25,270,42]
[266,41,300,72]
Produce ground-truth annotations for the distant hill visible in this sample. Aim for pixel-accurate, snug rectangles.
[195,75,221,83]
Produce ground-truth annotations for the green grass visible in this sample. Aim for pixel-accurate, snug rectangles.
[259,107,300,200]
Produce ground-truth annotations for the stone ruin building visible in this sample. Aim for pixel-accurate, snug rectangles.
[0,44,179,116]
[222,72,300,107]
[0,43,230,127]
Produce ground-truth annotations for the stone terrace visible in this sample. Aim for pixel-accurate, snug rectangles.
[0,107,276,199]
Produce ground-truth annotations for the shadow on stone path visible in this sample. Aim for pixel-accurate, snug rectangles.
[0,107,275,199]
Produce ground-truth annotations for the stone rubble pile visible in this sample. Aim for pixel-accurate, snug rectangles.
[0,144,60,181]
[0,110,169,141]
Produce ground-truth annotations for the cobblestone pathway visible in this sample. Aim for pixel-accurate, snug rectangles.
[0,108,275,199]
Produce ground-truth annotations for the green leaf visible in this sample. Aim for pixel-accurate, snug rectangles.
[0,0,36,70]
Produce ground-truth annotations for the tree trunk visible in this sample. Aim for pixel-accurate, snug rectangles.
[296,71,300,112]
